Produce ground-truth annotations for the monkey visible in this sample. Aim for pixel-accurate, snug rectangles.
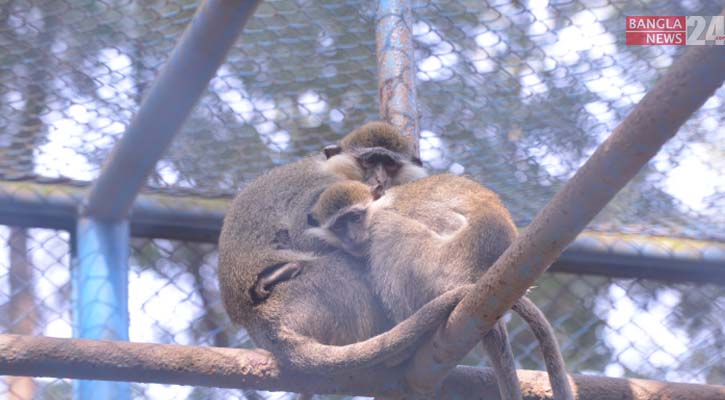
[321,121,427,195]
[307,175,574,400]
[317,123,530,398]
[218,156,475,377]
[220,122,568,395]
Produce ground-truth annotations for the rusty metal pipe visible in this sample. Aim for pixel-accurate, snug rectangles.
[376,0,420,155]
[1,334,724,399]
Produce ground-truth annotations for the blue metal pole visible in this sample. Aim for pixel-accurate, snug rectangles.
[376,0,419,154]
[84,0,262,220]
[73,218,130,400]
[71,2,261,399]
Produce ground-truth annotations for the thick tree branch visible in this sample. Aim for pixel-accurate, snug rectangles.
[1,334,724,399]
[405,43,725,393]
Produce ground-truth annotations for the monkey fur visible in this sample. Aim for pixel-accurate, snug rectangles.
[308,175,574,399]
[218,156,471,375]
[317,123,528,398]
[322,121,427,194]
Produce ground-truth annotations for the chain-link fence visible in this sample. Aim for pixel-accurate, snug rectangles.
[1,0,723,399]
[0,227,72,399]
[2,234,723,399]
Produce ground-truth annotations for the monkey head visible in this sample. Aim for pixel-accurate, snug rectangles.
[306,181,375,258]
[323,121,426,193]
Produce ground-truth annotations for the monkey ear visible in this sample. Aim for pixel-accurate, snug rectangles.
[323,144,342,159]
[251,262,303,303]
[411,156,423,166]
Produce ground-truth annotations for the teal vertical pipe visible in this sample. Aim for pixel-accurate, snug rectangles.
[85,0,262,220]
[71,1,261,399]
[73,217,130,400]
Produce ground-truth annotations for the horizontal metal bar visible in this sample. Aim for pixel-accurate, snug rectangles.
[1,334,724,399]
[552,231,725,285]
[0,181,225,242]
[0,180,723,283]
[84,0,262,220]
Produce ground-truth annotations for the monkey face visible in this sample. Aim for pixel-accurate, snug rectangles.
[344,146,421,193]
[329,207,369,257]
[322,121,426,190]
[306,205,371,259]
[359,148,401,190]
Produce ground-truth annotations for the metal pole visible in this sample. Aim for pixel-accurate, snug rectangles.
[0,180,723,281]
[84,0,262,219]
[0,181,227,241]
[3,334,725,399]
[72,1,261,398]
[376,0,419,155]
[73,219,129,400]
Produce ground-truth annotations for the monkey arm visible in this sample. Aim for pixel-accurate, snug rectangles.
[276,285,473,374]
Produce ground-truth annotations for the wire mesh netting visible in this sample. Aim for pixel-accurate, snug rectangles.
[1,235,723,399]
[0,227,72,399]
[1,0,723,239]
[1,0,724,399]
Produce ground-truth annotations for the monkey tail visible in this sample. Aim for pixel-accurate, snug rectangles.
[512,297,574,400]
[481,320,524,400]
[282,284,473,374]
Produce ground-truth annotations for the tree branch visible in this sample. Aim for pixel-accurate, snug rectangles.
[1,334,724,399]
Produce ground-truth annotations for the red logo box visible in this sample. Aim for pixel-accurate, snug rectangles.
[626,16,686,45]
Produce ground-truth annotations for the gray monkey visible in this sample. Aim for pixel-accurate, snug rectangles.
[218,156,471,375]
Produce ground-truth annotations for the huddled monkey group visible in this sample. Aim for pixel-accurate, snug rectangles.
[218,122,573,399]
